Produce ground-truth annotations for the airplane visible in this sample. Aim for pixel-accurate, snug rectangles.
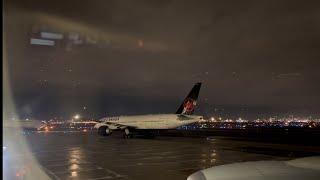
[187,156,320,180]
[94,82,204,138]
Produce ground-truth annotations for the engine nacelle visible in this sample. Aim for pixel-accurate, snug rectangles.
[97,126,113,136]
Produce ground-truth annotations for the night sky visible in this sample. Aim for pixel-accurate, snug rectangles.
[4,0,320,120]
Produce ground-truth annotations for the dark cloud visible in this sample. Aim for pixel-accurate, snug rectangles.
[4,0,320,119]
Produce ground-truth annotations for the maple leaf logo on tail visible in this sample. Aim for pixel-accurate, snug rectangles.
[175,83,202,115]
[183,98,196,113]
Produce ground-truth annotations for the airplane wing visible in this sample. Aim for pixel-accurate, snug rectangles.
[94,121,137,130]
[177,114,194,121]
[187,156,320,180]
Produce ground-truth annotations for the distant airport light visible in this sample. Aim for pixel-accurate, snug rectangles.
[30,38,55,46]
[41,32,64,40]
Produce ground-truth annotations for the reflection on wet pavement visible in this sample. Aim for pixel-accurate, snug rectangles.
[4,131,318,180]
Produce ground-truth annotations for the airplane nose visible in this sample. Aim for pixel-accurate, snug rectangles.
[187,171,206,180]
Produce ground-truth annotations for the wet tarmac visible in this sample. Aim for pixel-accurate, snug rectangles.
[3,131,320,180]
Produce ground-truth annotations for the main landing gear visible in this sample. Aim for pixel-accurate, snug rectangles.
[123,128,134,139]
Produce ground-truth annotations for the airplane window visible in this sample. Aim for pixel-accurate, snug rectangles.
[3,0,320,180]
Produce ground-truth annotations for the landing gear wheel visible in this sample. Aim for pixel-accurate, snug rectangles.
[123,134,134,139]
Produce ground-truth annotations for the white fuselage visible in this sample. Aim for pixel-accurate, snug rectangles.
[96,114,203,130]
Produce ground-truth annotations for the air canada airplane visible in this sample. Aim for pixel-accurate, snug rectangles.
[94,82,203,138]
